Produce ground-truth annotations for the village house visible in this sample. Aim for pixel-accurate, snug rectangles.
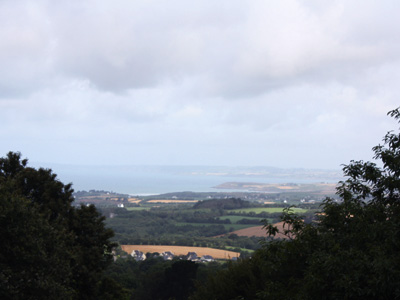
[186,252,198,261]
[200,255,214,262]
[131,250,146,261]
[161,251,174,260]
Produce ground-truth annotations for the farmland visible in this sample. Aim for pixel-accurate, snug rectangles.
[224,222,292,239]
[121,245,239,259]
[218,215,264,223]
[102,195,317,259]
[221,226,268,237]
[94,189,323,298]
[125,206,151,211]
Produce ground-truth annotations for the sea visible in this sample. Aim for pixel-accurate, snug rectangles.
[32,164,343,196]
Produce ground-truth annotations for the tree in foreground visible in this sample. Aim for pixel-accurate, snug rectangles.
[0,152,126,299]
[191,108,400,300]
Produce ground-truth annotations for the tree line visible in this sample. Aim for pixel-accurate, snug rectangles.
[0,152,125,299]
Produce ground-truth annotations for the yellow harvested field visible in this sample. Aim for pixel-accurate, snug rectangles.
[277,186,295,190]
[128,198,141,203]
[121,245,239,259]
[147,200,199,203]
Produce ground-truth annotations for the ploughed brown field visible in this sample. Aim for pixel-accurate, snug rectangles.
[223,222,292,239]
[121,245,239,259]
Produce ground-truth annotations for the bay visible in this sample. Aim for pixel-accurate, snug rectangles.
[32,163,343,195]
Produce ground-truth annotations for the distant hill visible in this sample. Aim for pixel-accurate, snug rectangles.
[193,198,252,210]
[73,190,130,205]
[214,182,337,194]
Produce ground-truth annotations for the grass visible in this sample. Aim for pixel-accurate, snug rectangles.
[218,215,264,223]
[126,207,151,211]
[224,246,255,253]
[228,207,308,214]
[175,222,258,231]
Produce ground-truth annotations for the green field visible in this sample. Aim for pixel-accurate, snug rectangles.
[225,246,255,254]
[126,206,151,211]
[228,207,308,214]
[218,215,264,223]
[175,222,257,231]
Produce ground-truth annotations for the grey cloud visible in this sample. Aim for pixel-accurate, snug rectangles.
[2,0,400,98]
[1,0,400,169]
[47,1,245,92]
[0,0,57,97]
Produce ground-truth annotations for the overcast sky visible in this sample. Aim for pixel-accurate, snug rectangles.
[1,0,400,169]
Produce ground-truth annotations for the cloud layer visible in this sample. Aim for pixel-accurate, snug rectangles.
[1,0,400,169]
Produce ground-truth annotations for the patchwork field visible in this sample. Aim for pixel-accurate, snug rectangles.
[121,245,240,259]
[128,198,142,203]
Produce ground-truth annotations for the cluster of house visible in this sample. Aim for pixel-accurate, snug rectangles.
[300,199,316,204]
[130,250,215,263]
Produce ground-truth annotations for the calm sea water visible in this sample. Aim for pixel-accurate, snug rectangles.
[35,164,342,195]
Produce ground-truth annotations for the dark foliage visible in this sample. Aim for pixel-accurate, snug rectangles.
[105,256,226,300]
[106,207,261,251]
[191,108,400,300]
[0,152,121,299]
